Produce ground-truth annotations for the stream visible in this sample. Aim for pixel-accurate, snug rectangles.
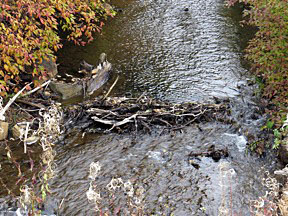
[0,0,281,215]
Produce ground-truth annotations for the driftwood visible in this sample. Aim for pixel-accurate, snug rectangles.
[64,96,232,134]
[189,144,228,163]
[49,53,112,100]
[15,99,46,109]
[187,145,229,169]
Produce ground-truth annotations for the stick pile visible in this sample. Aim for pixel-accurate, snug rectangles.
[65,96,232,133]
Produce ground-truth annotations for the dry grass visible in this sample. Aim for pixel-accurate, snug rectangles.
[249,171,279,216]
[249,167,288,216]
[275,167,288,216]
[14,104,63,215]
[86,162,145,215]
[278,182,288,216]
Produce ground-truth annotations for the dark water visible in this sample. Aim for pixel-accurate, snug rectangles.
[0,0,279,215]
[57,0,254,103]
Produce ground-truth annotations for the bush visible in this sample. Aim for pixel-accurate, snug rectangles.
[227,0,288,124]
[0,0,114,96]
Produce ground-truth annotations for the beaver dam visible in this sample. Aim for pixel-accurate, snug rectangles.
[63,96,231,134]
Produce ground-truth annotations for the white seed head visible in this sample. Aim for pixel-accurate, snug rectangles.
[19,185,32,207]
[89,162,101,180]
[106,178,123,191]
[86,183,101,211]
[124,180,134,197]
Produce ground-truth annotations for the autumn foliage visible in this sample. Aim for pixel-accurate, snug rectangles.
[0,0,114,96]
[227,0,288,123]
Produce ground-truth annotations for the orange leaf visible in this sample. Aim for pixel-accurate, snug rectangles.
[4,74,10,81]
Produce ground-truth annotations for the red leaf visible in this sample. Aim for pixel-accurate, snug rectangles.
[40,17,44,25]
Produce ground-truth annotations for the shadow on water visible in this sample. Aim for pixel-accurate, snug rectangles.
[0,0,280,215]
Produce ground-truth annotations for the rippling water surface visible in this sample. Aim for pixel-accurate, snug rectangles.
[58,0,250,102]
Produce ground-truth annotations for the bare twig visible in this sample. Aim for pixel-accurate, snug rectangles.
[13,103,35,119]
[91,116,117,125]
[136,91,147,103]
[16,99,46,109]
[6,81,16,87]
[103,76,119,100]
[22,80,51,97]
[141,120,152,133]
[24,122,30,154]
[87,108,117,116]
[0,82,32,121]
[158,118,173,127]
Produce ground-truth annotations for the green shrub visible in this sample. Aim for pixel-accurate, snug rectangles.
[227,0,288,125]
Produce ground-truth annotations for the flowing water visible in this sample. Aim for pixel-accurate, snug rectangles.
[58,0,252,103]
[0,0,281,215]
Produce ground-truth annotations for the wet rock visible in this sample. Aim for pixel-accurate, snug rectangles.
[0,121,9,140]
[279,137,288,165]
[49,81,84,100]
[19,56,58,82]
[81,53,112,95]
[79,60,94,74]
